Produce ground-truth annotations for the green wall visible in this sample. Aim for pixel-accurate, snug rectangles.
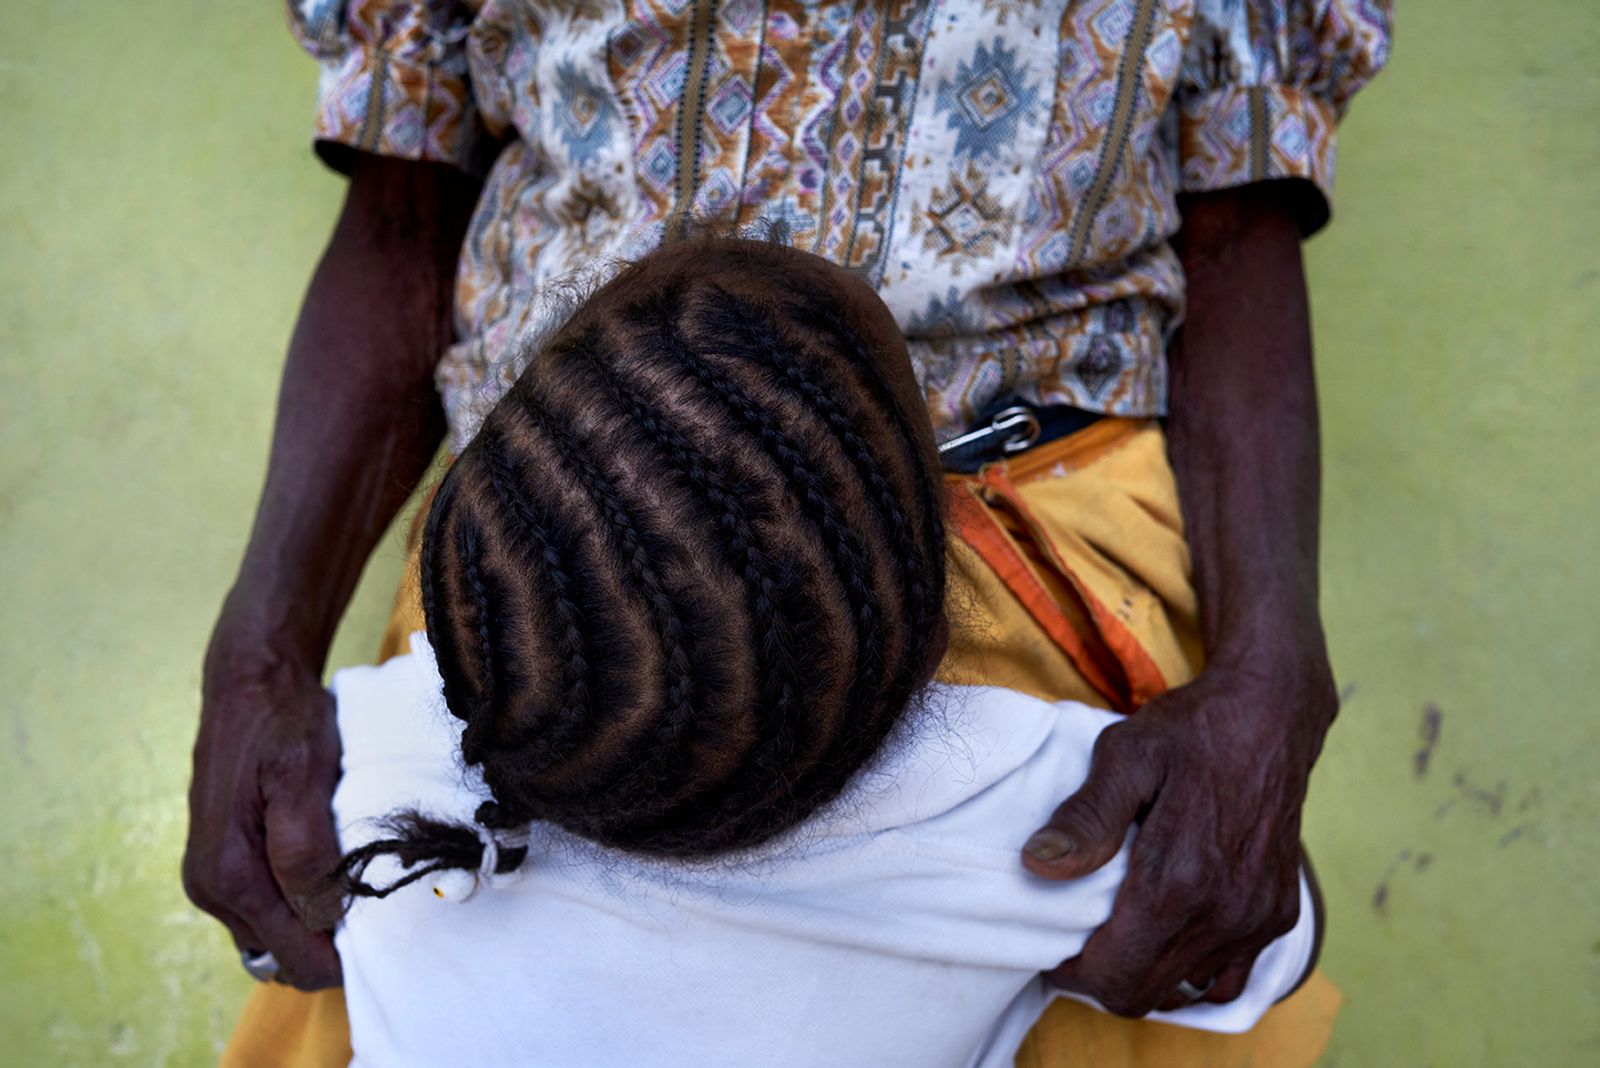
[1303,1,1600,1062]
[1,1,1595,1064]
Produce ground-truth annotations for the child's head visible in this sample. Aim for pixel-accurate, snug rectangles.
[340,235,947,900]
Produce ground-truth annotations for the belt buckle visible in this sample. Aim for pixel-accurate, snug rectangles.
[938,405,1042,463]
[993,405,1042,455]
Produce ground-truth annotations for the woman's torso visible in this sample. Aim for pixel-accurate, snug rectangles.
[428,0,1202,449]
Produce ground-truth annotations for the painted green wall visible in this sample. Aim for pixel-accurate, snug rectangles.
[1303,1,1600,1063]
[1,1,1595,1064]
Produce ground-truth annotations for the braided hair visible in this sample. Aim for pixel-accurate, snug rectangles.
[328,236,947,907]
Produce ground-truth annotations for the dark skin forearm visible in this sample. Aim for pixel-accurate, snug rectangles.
[219,153,477,666]
[1025,181,1337,1015]
[1169,181,1333,697]
[184,154,481,989]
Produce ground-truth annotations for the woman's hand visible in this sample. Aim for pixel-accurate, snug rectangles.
[183,618,343,989]
[1023,180,1336,1016]
[1023,650,1336,1015]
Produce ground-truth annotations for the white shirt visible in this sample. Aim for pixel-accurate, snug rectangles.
[332,635,1315,1068]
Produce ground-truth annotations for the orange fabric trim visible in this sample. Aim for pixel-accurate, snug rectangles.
[948,426,1173,711]
[947,485,1129,709]
[972,461,1170,708]
[1001,416,1143,483]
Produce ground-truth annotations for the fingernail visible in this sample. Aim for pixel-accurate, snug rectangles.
[1024,828,1076,862]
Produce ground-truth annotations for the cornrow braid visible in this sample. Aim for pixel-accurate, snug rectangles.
[418,475,470,723]
[782,288,947,578]
[564,332,809,807]
[499,394,716,820]
[694,285,938,706]
[641,296,888,721]
[666,281,952,830]
[475,425,598,781]
[456,516,498,722]
[321,236,948,909]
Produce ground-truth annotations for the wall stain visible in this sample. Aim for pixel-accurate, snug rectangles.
[1372,848,1427,915]
[1414,703,1443,777]
[1453,771,1507,815]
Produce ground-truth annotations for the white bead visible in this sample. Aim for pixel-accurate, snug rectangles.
[428,868,480,903]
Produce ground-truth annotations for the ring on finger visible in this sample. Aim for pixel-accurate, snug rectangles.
[1174,977,1215,1002]
[241,948,282,983]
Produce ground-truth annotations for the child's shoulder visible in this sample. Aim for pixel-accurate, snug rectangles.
[804,682,1122,845]
[331,633,456,766]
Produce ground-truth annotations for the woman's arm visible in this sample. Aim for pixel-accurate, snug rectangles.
[1024,181,1337,1015]
[182,154,481,989]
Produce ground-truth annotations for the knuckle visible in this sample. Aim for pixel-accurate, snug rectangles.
[1216,890,1297,942]
[208,842,274,915]
[1094,724,1146,765]
[1160,852,1210,899]
[1212,896,1262,938]
[180,857,216,910]
[1058,794,1110,839]
[274,839,334,893]
[1099,983,1153,1018]
[211,865,265,912]
[272,835,317,873]
[1268,898,1301,938]
[1092,728,1166,796]
[182,848,245,912]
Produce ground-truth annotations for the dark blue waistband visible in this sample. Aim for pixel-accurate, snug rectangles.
[938,400,1104,474]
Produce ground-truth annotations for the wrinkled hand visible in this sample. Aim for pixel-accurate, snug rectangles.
[182,628,343,990]
[1022,662,1336,1016]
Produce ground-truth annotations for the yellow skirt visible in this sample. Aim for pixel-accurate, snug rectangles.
[223,419,1340,1068]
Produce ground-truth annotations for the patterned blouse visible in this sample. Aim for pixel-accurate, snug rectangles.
[289,0,1390,449]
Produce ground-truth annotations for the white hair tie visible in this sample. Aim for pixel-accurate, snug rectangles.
[426,824,532,903]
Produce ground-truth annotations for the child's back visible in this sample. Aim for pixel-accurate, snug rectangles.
[332,635,1315,1068]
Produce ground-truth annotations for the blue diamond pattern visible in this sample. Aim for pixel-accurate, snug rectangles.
[553,60,618,167]
[933,39,1042,162]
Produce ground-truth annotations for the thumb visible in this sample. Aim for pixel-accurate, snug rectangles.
[263,693,344,926]
[1022,725,1162,880]
[264,777,344,927]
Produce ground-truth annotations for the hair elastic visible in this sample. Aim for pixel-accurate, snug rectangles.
[429,824,532,903]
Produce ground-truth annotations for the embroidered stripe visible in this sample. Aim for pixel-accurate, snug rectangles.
[732,0,770,220]
[1064,0,1161,267]
[674,0,722,211]
[1249,85,1270,181]
[359,47,390,152]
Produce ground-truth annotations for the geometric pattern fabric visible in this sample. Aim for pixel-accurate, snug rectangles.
[287,0,1391,449]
